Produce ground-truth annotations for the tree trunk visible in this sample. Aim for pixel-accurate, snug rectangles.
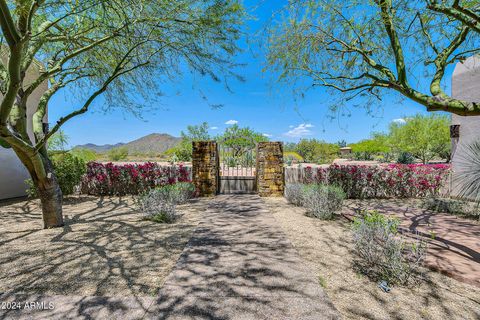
[12,146,64,228]
[37,178,64,229]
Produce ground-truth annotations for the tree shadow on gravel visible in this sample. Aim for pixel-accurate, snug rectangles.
[0,196,203,320]
[145,195,340,320]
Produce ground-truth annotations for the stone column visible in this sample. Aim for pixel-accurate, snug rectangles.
[256,142,285,197]
[192,141,219,197]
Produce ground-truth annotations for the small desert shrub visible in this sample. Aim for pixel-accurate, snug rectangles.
[397,152,415,164]
[284,184,305,206]
[352,211,427,286]
[137,188,177,223]
[423,197,479,220]
[136,182,195,223]
[108,147,129,161]
[161,182,196,204]
[302,184,346,219]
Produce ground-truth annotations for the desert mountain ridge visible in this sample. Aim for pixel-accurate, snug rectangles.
[74,133,181,155]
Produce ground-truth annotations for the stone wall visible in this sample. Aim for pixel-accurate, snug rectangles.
[192,141,219,197]
[256,142,284,197]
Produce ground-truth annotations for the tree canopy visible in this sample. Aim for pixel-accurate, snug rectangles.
[349,133,391,160]
[0,0,245,228]
[389,113,451,163]
[295,139,339,164]
[266,0,480,116]
[217,124,268,157]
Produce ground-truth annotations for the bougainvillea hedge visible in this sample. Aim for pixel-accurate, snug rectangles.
[81,162,192,196]
[301,164,450,199]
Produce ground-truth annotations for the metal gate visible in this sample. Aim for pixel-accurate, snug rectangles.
[218,136,257,194]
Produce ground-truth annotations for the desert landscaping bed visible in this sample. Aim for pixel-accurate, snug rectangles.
[264,197,480,320]
[0,196,202,297]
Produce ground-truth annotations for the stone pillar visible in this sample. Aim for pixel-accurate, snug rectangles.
[192,141,219,197]
[256,142,285,197]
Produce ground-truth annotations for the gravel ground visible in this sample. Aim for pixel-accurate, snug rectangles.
[264,197,480,320]
[0,196,201,297]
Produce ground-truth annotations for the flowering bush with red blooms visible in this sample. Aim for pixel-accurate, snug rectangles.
[81,162,192,196]
[302,164,450,199]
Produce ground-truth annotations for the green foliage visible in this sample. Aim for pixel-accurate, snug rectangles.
[285,183,346,219]
[353,211,400,235]
[352,211,427,286]
[284,142,298,152]
[295,139,339,164]
[302,184,346,219]
[181,122,211,141]
[349,133,391,161]
[27,153,87,196]
[108,147,129,161]
[149,212,176,224]
[218,124,268,156]
[284,151,303,165]
[265,1,480,115]
[51,153,87,195]
[216,124,268,167]
[422,197,480,221]
[136,182,196,223]
[166,122,211,162]
[389,114,451,164]
[396,152,415,164]
[47,130,69,152]
[70,148,97,162]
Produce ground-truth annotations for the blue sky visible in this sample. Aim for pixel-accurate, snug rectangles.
[49,1,448,148]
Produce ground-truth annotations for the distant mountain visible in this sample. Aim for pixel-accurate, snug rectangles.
[75,142,126,153]
[74,133,181,155]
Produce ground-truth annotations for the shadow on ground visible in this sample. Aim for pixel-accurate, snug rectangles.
[0,196,202,319]
[264,197,480,320]
[145,195,340,319]
[344,198,480,287]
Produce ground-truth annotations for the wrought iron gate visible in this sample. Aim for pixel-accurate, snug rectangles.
[218,136,257,194]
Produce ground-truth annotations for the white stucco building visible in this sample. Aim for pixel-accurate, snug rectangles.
[0,61,48,200]
[451,56,480,199]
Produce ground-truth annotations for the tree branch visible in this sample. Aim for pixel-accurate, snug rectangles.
[0,0,21,45]
[377,0,408,86]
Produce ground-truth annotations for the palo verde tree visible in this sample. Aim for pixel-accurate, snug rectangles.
[0,0,244,228]
[266,0,480,115]
[217,124,268,157]
[389,113,451,163]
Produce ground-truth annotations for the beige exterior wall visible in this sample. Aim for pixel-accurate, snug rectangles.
[451,56,480,199]
[0,62,48,200]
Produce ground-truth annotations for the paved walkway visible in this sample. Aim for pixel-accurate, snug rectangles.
[145,195,339,319]
[344,199,480,288]
[1,195,339,319]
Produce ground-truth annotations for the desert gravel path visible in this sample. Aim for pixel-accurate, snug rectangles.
[0,195,339,319]
[145,194,340,319]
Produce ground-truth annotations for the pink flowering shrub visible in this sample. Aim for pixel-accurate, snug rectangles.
[81,162,192,196]
[302,164,450,199]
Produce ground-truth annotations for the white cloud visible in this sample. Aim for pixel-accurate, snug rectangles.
[263,133,273,138]
[392,118,407,125]
[289,125,294,128]
[210,126,218,130]
[284,123,314,138]
[225,120,238,125]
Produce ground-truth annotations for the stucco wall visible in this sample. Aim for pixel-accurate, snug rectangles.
[0,62,48,200]
[451,56,480,199]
